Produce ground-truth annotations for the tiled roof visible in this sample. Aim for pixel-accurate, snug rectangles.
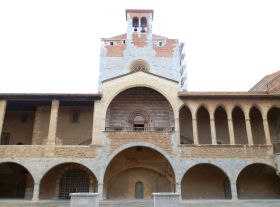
[250,70,280,94]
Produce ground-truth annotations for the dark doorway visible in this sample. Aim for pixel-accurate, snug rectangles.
[135,181,144,199]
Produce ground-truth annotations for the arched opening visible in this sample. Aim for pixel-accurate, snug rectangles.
[179,106,193,144]
[237,163,280,199]
[104,146,175,199]
[232,107,248,144]
[250,107,266,144]
[0,162,34,199]
[105,87,174,132]
[214,106,230,144]
[132,17,139,31]
[268,107,280,144]
[39,163,97,200]
[181,164,231,199]
[129,59,149,72]
[197,106,211,144]
[140,17,147,32]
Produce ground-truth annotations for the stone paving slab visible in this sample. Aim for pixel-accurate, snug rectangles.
[0,199,280,207]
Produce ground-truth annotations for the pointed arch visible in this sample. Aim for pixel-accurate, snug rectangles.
[197,106,211,144]
[179,105,193,144]
[215,106,230,144]
[250,106,265,144]
[232,106,248,144]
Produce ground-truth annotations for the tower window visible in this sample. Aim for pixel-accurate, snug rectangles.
[140,17,147,33]
[132,17,139,32]
[110,42,114,46]
[159,42,162,46]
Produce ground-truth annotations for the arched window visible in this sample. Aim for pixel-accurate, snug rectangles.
[132,17,139,32]
[140,17,147,32]
[135,181,144,199]
[130,59,149,72]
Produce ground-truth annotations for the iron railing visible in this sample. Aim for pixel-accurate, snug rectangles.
[105,127,175,132]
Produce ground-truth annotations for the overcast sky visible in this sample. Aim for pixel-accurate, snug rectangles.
[0,0,279,93]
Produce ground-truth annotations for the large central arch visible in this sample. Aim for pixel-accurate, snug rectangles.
[103,144,176,199]
[105,87,175,132]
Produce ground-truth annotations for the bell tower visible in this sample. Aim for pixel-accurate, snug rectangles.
[126,9,153,41]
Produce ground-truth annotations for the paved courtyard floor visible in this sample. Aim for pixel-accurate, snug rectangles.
[0,199,280,207]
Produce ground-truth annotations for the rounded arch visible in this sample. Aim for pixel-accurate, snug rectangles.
[0,162,35,199]
[181,163,232,199]
[103,143,176,199]
[104,142,176,177]
[129,59,150,72]
[105,87,175,132]
[39,162,98,200]
[236,163,280,199]
[132,16,139,29]
[104,85,177,119]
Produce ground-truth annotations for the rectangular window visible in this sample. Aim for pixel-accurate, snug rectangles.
[70,111,80,123]
[21,114,28,123]
[1,132,10,145]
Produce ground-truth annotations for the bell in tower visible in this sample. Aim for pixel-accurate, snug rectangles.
[132,17,139,32]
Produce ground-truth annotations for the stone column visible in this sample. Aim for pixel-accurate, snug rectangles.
[231,181,238,200]
[0,100,7,143]
[262,109,271,145]
[98,183,106,200]
[227,113,235,145]
[46,100,59,145]
[175,111,180,145]
[175,182,181,199]
[209,113,217,145]
[92,101,103,145]
[32,182,40,201]
[245,113,254,145]
[192,118,198,145]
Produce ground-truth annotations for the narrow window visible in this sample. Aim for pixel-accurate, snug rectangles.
[159,42,162,46]
[140,17,147,32]
[70,111,80,123]
[135,181,144,199]
[21,114,28,123]
[132,17,139,31]
[1,132,10,145]
[110,42,114,46]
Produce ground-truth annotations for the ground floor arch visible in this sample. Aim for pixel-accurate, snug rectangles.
[39,162,98,199]
[237,163,280,199]
[103,146,175,199]
[0,162,34,199]
[181,163,232,199]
